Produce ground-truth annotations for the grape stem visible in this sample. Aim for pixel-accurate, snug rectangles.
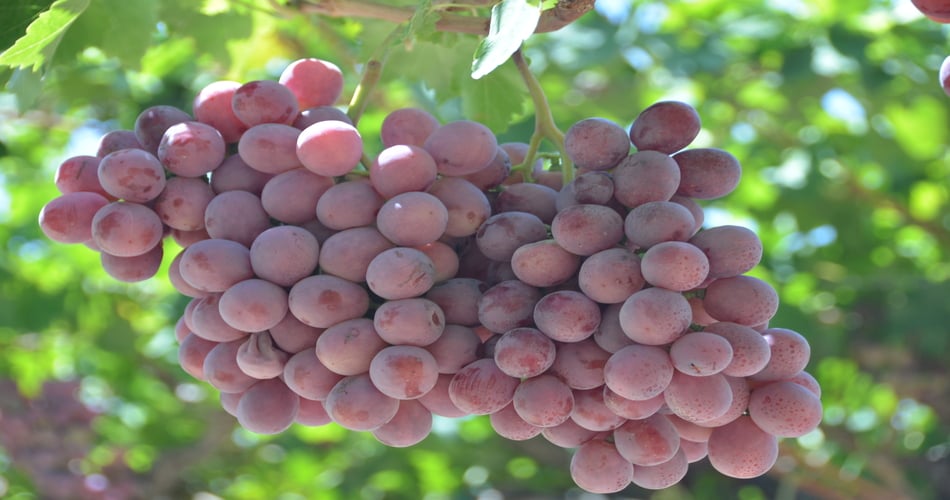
[346,24,403,169]
[512,48,573,185]
[292,0,594,35]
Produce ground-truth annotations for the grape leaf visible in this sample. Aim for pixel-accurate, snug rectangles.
[0,0,89,70]
[0,0,56,52]
[471,0,541,80]
[462,60,528,132]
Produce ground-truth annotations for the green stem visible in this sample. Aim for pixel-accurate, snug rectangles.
[346,25,401,170]
[511,48,572,185]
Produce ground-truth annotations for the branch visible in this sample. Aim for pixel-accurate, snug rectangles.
[295,0,595,34]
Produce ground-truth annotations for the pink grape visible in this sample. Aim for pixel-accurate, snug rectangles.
[570,387,626,432]
[629,100,701,154]
[190,293,248,342]
[157,121,226,177]
[203,339,258,393]
[786,370,822,398]
[413,241,459,283]
[232,80,299,126]
[39,192,110,244]
[101,243,163,282]
[707,416,778,479]
[249,225,320,288]
[203,190,272,247]
[297,120,363,177]
[624,200,696,250]
[679,438,709,463]
[613,414,680,466]
[424,324,481,374]
[577,247,645,304]
[153,176,215,231]
[548,339,611,390]
[365,247,436,300]
[380,107,439,148]
[261,167,335,225]
[177,333,217,381]
[235,331,289,379]
[237,123,303,174]
[296,398,332,427]
[448,358,519,415]
[369,345,440,399]
[315,318,387,376]
[592,303,636,353]
[376,191,448,246]
[210,154,273,195]
[541,418,600,448]
[673,148,742,199]
[698,374,752,428]
[612,150,681,208]
[325,374,400,431]
[492,327,556,378]
[477,280,541,334]
[294,106,352,129]
[496,182,558,224]
[618,287,692,345]
[564,117,631,171]
[751,328,812,382]
[510,240,580,287]
[703,275,779,326]
[475,211,548,262]
[604,344,674,400]
[748,380,823,437]
[603,387,665,420]
[134,105,191,154]
[489,403,542,441]
[462,146,510,190]
[54,155,111,198]
[512,374,575,428]
[423,120,498,176]
[689,225,763,279]
[426,177,492,237]
[666,414,713,442]
[555,171,615,211]
[169,253,208,298]
[533,290,601,343]
[219,279,289,332]
[315,180,385,231]
[703,322,772,377]
[318,226,394,282]
[425,278,485,326]
[569,439,634,494]
[282,348,343,400]
[192,80,247,143]
[669,331,734,376]
[550,204,624,256]
[417,374,469,418]
[236,378,299,434]
[97,148,166,202]
[268,312,322,354]
[178,238,253,293]
[96,130,144,158]
[369,144,438,198]
[278,58,344,109]
[373,298,445,346]
[664,371,733,423]
[371,399,433,447]
[631,448,689,490]
[91,201,164,257]
[640,241,710,291]
[288,274,370,328]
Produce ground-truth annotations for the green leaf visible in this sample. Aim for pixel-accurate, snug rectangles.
[0,0,89,70]
[0,0,56,52]
[54,0,159,69]
[404,0,439,43]
[471,0,541,80]
[462,60,528,132]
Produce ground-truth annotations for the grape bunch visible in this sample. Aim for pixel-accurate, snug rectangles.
[38,57,822,493]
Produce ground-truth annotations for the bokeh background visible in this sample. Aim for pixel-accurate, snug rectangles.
[0,0,948,498]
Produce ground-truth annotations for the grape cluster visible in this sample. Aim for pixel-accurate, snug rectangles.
[38,57,822,493]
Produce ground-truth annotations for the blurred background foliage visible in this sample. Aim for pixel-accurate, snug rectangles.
[0,0,948,498]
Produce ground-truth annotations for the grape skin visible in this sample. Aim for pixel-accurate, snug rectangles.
[613,414,680,466]
[512,374,575,428]
[203,190,272,248]
[236,378,300,434]
[669,332,734,376]
[564,117,631,171]
[603,387,665,420]
[373,298,445,347]
[157,121,226,178]
[39,192,110,244]
[177,333,218,381]
[548,339,611,390]
[618,287,692,346]
[688,225,763,279]
[210,154,273,195]
[297,120,364,177]
[315,317,388,376]
[318,226,394,282]
[192,80,248,143]
[424,324,480,374]
[632,448,690,490]
[629,100,701,154]
[282,348,343,401]
[101,243,163,282]
[604,344,674,401]
[577,247,645,304]
[315,179,385,230]
[489,403,542,441]
[476,280,541,334]
[569,439,634,494]
[424,278,485,327]
[475,211,548,262]
[218,278,289,333]
[703,275,779,327]
[612,150,681,208]
[365,247,437,300]
[376,191,448,246]
[235,331,288,379]
[673,148,742,199]
[278,58,344,110]
[706,416,778,479]
[533,290,601,343]
[190,293,248,342]
[426,177,492,238]
[492,327,557,379]
[663,371,733,424]
[448,358,519,415]
[249,225,320,288]
[54,155,111,198]
[423,120,498,176]
[369,144,438,198]
[96,130,144,158]
[134,105,191,154]
[592,303,636,353]
[413,241,459,283]
[178,238,253,294]
[237,123,303,174]
[417,374,469,418]
[703,322,771,377]
[570,387,626,432]
[232,80,299,126]
[91,201,164,257]
[541,418,600,448]
[550,204,625,256]
[97,148,167,202]
[381,107,439,148]
[496,182,558,224]
[203,339,258,393]
[153,176,215,231]
[325,374,400,431]
[640,241,710,292]
[624,200,696,250]
[261,168,335,224]
[698,375,752,428]
[750,328,812,382]
[748,380,823,438]
[369,345,440,400]
[371,399,433,447]
[288,274,370,328]
[511,240,580,288]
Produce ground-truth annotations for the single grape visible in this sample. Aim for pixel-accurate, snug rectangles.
[423,120,498,176]
[603,386,666,420]
[512,374,575,428]
[550,204,625,256]
[706,416,778,479]
[612,150,681,208]
[541,418,600,448]
[294,106,353,129]
[282,348,343,400]
[448,358,520,415]
[941,55,950,96]
[373,298,445,346]
[569,439,634,494]
[417,374,469,418]
[157,121,226,177]
[210,154,273,195]
[423,279,484,329]
[371,399,433,447]
[219,279,289,332]
[297,120,363,177]
[370,144,438,198]
[236,331,289,379]
[376,191,448,246]
[96,130,144,158]
[510,239,580,288]
[424,324,481,374]
[178,238,253,293]
[496,182,558,224]
[369,345,440,400]
[578,247,645,304]
[269,312,323,354]
[91,201,164,257]
[911,0,950,23]
[570,387,626,432]
[192,80,248,143]
[249,225,320,288]
[190,293,248,342]
[365,247,436,300]
[237,123,303,174]
[673,148,742,199]
[489,403,542,441]
[688,225,763,279]
[750,328,811,382]
[203,190,272,248]
[475,211,548,262]
[679,438,709,463]
[232,80,299,126]
[547,339,611,390]
[426,177,492,238]
[315,318,387,376]
[413,241,459,283]
[666,413,713,442]
[288,274,370,328]
[564,117,631,171]
[604,343,674,401]
[461,146,510,190]
[613,414,680,466]
[640,241,710,291]
[629,100,702,154]
[663,371,733,423]
[236,378,300,434]
[492,327,557,379]
[592,303,636,353]
[624,200,696,250]
[101,243,163,282]
[134,105,191,154]
[39,192,110,244]
[748,380,823,438]
[325,374,400,431]
[631,448,690,490]
[278,58,344,109]
[54,155,110,198]
[97,148,166,202]
[260,167,336,224]
[703,322,771,377]
[177,333,218,381]
[381,107,440,148]
[669,331,734,376]
[153,176,215,231]
[703,275,779,326]
[619,287,692,345]
[555,171,615,211]
[318,226,394,282]
[203,339,258,393]
[477,280,542,334]
[533,290,601,343]
[296,398,332,427]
